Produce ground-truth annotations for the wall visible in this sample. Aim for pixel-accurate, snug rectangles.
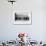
[0,0,46,41]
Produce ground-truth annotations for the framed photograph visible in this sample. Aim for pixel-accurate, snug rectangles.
[13,10,32,25]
